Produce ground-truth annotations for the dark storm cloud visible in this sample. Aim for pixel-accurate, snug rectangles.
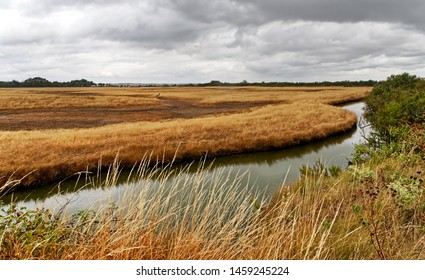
[171,0,425,30]
[247,0,425,28]
[1,0,425,83]
[5,0,424,47]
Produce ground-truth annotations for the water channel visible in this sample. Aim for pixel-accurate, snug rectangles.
[1,102,370,212]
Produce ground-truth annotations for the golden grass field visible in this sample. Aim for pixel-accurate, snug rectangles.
[0,86,370,191]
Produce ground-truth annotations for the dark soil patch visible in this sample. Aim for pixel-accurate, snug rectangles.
[0,97,280,131]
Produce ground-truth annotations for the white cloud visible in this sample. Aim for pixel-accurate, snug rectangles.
[1,0,425,82]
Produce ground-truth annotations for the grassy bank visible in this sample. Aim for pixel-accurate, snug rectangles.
[0,86,368,191]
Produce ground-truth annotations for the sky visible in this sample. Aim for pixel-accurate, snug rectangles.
[1,0,425,83]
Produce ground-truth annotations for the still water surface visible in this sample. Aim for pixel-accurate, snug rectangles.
[1,102,369,212]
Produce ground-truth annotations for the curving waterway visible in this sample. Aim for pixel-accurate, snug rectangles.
[1,102,370,212]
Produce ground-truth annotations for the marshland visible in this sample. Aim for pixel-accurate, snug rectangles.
[0,86,368,190]
[1,75,424,260]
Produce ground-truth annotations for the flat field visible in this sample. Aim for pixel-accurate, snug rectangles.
[0,86,370,190]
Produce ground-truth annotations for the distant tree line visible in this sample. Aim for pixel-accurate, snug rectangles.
[0,77,378,88]
[201,79,378,87]
[0,77,96,87]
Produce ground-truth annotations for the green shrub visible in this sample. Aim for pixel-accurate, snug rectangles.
[364,73,425,143]
[0,204,68,257]
[347,164,375,182]
[388,177,423,210]
[328,165,342,177]
[300,160,328,178]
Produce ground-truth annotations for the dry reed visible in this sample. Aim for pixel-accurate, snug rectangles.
[2,153,423,260]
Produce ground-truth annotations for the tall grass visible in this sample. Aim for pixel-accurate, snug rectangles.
[0,158,251,259]
[1,148,424,260]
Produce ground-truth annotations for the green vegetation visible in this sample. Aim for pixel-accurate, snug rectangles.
[299,161,343,178]
[0,77,96,87]
[354,73,425,163]
[364,73,425,142]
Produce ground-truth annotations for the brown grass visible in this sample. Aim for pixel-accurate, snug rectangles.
[0,86,367,110]
[1,153,423,260]
[0,86,369,190]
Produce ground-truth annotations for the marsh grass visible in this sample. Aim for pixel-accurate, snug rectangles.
[0,102,358,191]
[0,86,368,190]
[0,158,266,259]
[1,150,424,260]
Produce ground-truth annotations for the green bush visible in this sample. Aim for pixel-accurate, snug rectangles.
[364,73,425,143]
[0,204,68,257]
[299,162,342,178]
[347,164,375,182]
[388,177,423,210]
[299,160,328,178]
[328,165,342,177]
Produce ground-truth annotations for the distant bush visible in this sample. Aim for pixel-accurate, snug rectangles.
[22,77,52,87]
[299,161,342,178]
[300,160,328,178]
[328,165,342,177]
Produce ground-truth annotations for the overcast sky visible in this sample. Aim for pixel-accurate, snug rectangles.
[1,0,425,83]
